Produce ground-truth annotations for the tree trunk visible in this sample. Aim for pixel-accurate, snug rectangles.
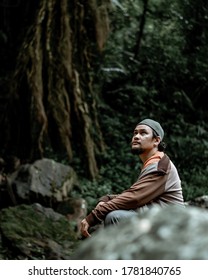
[6,0,110,179]
[133,0,149,59]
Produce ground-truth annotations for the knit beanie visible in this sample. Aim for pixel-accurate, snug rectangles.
[138,119,164,140]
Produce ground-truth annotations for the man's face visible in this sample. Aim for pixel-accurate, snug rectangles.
[131,124,158,155]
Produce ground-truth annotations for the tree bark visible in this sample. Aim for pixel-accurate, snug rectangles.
[7,0,110,178]
[133,0,149,59]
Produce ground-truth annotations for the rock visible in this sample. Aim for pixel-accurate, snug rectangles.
[186,195,208,208]
[72,205,208,260]
[56,198,87,238]
[0,203,80,259]
[8,158,79,207]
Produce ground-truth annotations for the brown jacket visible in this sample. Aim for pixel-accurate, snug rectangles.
[86,154,184,226]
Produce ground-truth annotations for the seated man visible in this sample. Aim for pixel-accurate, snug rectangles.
[80,119,185,237]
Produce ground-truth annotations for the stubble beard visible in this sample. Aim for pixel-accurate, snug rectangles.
[131,147,143,155]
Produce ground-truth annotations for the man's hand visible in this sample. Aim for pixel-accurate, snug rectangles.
[80,218,91,238]
[97,201,105,207]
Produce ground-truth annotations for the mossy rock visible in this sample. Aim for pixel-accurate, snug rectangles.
[0,204,80,259]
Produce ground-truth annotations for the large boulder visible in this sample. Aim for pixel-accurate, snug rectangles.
[0,203,80,259]
[6,158,79,207]
[72,205,208,260]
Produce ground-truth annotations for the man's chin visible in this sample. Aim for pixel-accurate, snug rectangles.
[131,148,142,155]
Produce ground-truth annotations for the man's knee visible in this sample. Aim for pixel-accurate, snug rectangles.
[104,211,120,226]
[104,210,137,226]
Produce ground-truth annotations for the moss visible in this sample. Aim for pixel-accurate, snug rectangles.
[0,204,79,259]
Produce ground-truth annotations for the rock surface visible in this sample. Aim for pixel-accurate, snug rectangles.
[0,158,87,259]
[0,203,80,260]
[10,158,79,206]
[72,205,208,260]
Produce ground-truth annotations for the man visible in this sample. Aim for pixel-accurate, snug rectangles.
[80,119,184,237]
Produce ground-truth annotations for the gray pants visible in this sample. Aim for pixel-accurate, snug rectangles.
[104,210,138,226]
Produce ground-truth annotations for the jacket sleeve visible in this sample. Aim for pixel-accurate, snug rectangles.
[98,194,118,203]
[86,172,167,226]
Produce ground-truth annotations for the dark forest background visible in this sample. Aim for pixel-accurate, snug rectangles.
[0,0,208,210]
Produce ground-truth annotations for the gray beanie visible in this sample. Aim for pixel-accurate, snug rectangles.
[138,119,164,140]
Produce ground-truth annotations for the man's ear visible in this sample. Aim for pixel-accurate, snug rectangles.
[154,136,161,146]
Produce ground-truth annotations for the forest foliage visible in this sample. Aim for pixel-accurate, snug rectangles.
[0,0,208,210]
[82,0,208,207]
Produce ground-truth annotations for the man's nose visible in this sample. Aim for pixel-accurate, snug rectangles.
[133,133,140,139]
